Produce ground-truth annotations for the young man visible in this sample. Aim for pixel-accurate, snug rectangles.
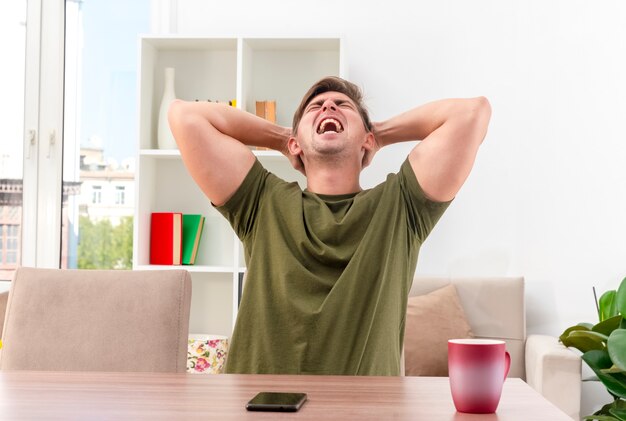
[168,77,491,375]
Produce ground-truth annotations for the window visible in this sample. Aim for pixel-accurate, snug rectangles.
[7,234,19,264]
[7,0,154,273]
[91,185,102,204]
[115,186,125,205]
[61,0,150,269]
[1,224,20,266]
[0,1,26,279]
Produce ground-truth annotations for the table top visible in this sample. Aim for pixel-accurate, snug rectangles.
[0,371,571,420]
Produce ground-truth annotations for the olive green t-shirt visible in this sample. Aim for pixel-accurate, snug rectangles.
[216,159,450,375]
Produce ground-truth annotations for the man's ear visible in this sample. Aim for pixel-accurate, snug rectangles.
[362,132,376,152]
[287,136,302,156]
[360,132,378,170]
[287,136,306,175]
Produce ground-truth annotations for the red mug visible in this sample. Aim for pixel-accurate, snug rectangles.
[448,339,511,413]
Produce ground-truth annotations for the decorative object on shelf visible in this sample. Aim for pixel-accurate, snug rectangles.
[560,276,626,421]
[255,100,276,123]
[254,100,276,150]
[193,99,237,107]
[157,67,178,150]
[182,214,205,265]
[149,212,182,265]
[187,334,229,374]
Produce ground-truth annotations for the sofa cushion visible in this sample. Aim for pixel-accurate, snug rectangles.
[404,284,474,376]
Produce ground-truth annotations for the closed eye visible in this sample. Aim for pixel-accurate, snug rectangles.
[333,99,356,110]
[306,104,321,112]
[305,98,356,113]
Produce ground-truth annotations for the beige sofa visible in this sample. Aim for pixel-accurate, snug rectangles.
[406,276,581,420]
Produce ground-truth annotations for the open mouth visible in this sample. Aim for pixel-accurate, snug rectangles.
[316,118,344,135]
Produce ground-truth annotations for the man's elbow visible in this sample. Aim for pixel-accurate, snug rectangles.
[470,96,492,122]
[168,99,203,143]
[466,96,491,144]
[168,99,187,127]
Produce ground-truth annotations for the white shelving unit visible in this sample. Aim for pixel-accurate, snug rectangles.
[134,36,343,336]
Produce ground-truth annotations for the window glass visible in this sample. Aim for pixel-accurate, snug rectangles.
[115,186,125,205]
[92,185,102,204]
[62,0,150,269]
[0,1,26,280]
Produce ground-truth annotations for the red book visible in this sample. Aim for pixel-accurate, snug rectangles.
[150,212,182,265]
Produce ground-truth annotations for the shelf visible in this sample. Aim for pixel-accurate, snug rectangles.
[139,149,180,158]
[141,37,238,51]
[135,264,234,273]
[134,35,343,337]
[252,150,282,158]
[139,148,284,159]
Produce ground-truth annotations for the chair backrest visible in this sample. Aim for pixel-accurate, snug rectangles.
[408,276,526,378]
[0,291,8,339]
[0,267,191,372]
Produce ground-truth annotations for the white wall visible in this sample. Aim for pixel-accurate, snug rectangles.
[171,0,626,415]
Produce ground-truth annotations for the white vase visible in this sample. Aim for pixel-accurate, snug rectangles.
[157,67,178,150]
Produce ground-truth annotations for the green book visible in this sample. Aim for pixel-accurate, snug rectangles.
[182,214,205,265]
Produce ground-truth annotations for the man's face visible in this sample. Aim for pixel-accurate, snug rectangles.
[291,91,371,161]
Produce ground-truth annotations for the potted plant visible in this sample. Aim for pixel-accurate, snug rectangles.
[560,277,626,421]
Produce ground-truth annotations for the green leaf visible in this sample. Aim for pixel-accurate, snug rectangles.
[608,400,626,421]
[617,277,626,316]
[583,350,626,398]
[562,336,605,353]
[597,401,620,416]
[601,291,618,321]
[602,366,626,375]
[563,336,604,353]
[583,416,619,421]
[595,316,624,336]
[562,330,607,353]
[572,324,593,332]
[560,324,592,343]
[572,330,610,342]
[609,408,626,421]
[608,329,626,371]
[591,400,626,419]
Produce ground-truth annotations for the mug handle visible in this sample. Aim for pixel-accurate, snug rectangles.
[503,351,511,380]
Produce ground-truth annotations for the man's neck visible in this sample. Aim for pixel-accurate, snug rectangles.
[304,160,362,195]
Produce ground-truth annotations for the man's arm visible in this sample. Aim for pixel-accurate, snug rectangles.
[373,97,491,202]
[168,101,291,206]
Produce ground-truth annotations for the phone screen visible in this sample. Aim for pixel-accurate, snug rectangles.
[246,392,308,412]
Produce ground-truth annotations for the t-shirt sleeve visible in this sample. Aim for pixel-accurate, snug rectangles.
[214,159,269,241]
[398,158,452,242]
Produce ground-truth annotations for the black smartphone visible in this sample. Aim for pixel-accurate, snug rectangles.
[245,392,308,412]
